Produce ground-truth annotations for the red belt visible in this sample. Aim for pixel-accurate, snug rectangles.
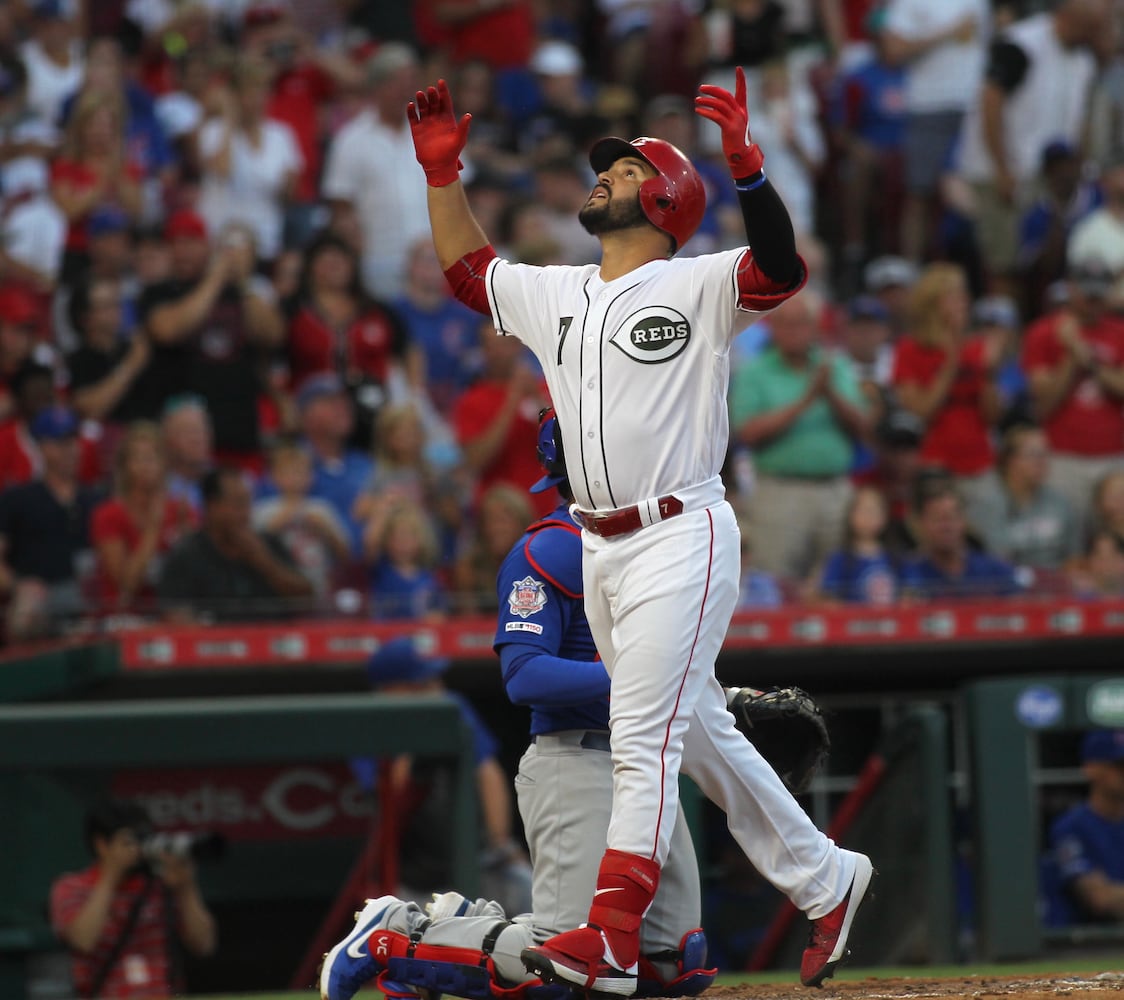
[577,495,684,538]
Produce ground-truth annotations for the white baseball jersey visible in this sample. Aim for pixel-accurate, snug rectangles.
[485,248,760,511]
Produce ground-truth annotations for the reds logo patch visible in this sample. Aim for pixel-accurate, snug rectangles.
[610,306,692,364]
[508,575,547,618]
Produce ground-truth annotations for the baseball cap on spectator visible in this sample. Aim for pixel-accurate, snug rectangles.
[644,93,692,123]
[243,1,287,28]
[296,371,346,411]
[1,156,48,198]
[88,205,130,239]
[30,405,80,440]
[1081,729,1124,764]
[164,208,207,242]
[32,0,69,19]
[876,408,924,448]
[529,40,583,77]
[366,636,449,687]
[1068,259,1113,298]
[1042,140,1077,169]
[864,255,918,292]
[847,295,889,323]
[972,295,1019,330]
[1045,280,1070,309]
[366,42,418,87]
[0,285,39,327]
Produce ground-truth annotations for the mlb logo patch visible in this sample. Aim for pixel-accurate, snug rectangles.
[509,575,547,618]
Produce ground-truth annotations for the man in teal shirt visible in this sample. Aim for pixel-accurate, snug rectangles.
[731,291,871,582]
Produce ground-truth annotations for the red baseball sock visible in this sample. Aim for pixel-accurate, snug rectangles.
[586,849,661,969]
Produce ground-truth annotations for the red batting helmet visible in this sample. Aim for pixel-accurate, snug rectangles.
[588,136,706,254]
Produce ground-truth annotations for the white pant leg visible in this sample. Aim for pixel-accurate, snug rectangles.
[584,503,741,865]
[641,805,701,968]
[681,674,855,918]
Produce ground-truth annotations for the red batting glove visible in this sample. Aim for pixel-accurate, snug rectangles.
[694,66,764,180]
[407,79,471,188]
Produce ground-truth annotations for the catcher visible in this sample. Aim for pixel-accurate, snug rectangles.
[320,412,831,1000]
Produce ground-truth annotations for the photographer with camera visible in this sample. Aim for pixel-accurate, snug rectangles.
[48,798,217,999]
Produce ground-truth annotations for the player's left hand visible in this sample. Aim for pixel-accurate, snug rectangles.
[694,66,764,180]
[407,79,470,187]
[726,686,830,793]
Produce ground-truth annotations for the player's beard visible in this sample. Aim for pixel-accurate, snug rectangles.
[579,192,649,237]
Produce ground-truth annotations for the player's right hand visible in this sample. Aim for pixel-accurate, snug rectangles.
[407,79,471,187]
[695,66,764,180]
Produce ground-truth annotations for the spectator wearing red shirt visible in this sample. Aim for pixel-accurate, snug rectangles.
[285,233,408,451]
[49,798,216,1000]
[239,3,361,232]
[90,421,196,617]
[414,0,535,73]
[892,262,1002,512]
[50,88,144,280]
[0,285,47,421]
[453,319,553,518]
[1023,263,1124,536]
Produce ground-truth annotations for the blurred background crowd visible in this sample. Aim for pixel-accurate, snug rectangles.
[0,0,1123,643]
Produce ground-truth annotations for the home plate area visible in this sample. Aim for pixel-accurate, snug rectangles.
[700,973,1124,1000]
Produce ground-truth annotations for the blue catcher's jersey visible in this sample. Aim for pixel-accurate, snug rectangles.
[494,506,608,735]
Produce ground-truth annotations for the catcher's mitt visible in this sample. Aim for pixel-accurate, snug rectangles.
[725,686,830,794]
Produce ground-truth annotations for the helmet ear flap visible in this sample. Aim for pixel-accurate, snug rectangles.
[538,407,565,479]
[530,406,568,494]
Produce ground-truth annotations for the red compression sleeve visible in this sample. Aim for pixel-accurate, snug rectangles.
[443,245,498,316]
[736,250,809,312]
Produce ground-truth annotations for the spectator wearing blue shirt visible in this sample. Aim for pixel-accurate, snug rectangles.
[1044,729,1124,925]
[971,295,1032,429]
[737,532,783,609]
[362,495,446,621]
[817,486,899,606]
[294,372,374,555]
[900,479,1020,600]
[61,36,174,183]
[828,24,908,278]
[393,237,483,418]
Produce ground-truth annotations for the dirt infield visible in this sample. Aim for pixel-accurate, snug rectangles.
[703,973,1124,1000]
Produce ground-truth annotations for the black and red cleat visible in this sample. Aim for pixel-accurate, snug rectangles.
[800,854,876,988]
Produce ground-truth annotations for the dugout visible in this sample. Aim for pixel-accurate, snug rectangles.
[0,644,480,997]
[965,673,1124,961]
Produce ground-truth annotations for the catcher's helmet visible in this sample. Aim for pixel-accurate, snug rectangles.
[530,406,567,494]
[588,136,706,254]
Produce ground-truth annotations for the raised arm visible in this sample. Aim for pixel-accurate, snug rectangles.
[696,66,802,297]
[407,80,489,269]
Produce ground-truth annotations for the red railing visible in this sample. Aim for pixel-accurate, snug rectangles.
[109,596,1124,670]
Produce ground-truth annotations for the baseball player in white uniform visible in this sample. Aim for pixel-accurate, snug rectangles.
[405,68,874,994]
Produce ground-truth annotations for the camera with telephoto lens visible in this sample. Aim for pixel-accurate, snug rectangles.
[140,830,226,864]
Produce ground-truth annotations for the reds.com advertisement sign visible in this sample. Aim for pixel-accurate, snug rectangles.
[112,764,375,841]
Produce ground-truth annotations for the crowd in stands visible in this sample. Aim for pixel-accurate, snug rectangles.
[0,0,1123,643]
